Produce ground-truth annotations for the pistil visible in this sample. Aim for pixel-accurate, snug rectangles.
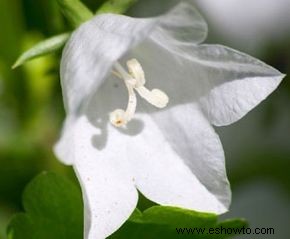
[110,59,169,127]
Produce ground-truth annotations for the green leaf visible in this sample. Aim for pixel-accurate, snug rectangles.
[7,172,83,239]
[12,33,70,69]
[141,206,217,227]
[56,0,93,27]
[111,206,247,239]
[96,0,137,14]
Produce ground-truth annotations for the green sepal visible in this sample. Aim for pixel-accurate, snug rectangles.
[56,0,93,27]
[12,33,70,69]
[96,0,138,14]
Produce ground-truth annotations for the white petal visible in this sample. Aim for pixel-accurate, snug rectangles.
[53,116,77,165]
[152,0,208,47]
[130,105,230,214]
[55,116,138,239]
[130,41,284,126]
[188,45,285,126]
[60,14,157,114]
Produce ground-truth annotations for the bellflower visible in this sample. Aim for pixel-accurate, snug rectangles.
[54,1,285,239]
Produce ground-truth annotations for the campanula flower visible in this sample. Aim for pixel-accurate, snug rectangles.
[54,1,285,238]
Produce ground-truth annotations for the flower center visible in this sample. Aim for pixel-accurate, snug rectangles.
[110,59,169,127]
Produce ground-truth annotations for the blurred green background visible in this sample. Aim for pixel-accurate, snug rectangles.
[0,0,289,239]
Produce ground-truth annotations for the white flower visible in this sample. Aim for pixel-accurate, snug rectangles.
[54,1,285,239]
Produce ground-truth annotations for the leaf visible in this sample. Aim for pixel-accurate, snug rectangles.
[7,172,83,239]
[96,0,138,14]
[56,0,93,27]
[12,33,70,69]
[141,206,217,227]
[111,206,247,239]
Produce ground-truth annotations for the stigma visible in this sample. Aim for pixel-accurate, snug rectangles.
[110,59,169,127]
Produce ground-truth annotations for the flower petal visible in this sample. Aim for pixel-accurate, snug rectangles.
[60,14,157,114]
[130,40,284,126]
[190,45,285,126]
[55,116,138,239]
[56,72,230,215]
[53,116,78,165]
[130,104,230,214]
[152,0,208,47]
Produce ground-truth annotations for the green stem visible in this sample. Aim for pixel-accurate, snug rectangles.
[56,0,93,27]
[96,0,138,14]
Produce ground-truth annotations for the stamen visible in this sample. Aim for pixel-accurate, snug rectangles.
[124,81,137,121]
[110,80,137,127]
[114,62,132,82]
[110,59,169,127]
[111,70,122,79]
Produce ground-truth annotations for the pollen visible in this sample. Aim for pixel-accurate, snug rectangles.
[110,59,169,127]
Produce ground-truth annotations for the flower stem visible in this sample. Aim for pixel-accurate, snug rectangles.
[56,0,93,27]
[96,0,138,14]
